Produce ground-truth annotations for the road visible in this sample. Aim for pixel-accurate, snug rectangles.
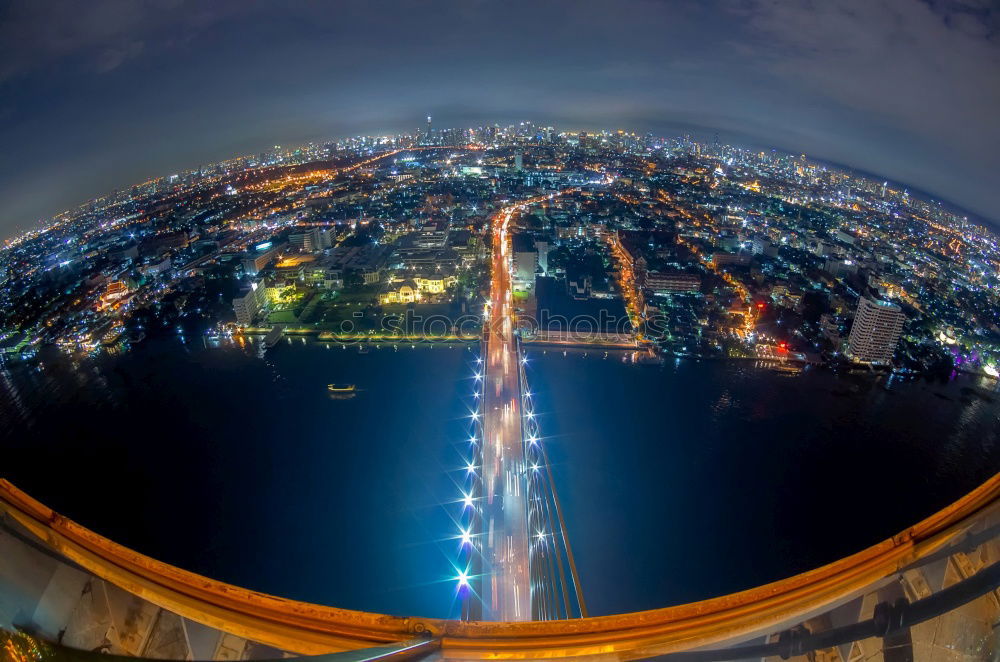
[479,194,564,621]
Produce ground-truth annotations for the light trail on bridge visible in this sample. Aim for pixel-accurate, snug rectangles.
[460,191,583,622]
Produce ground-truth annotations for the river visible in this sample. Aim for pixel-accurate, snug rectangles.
[2,338,997,618]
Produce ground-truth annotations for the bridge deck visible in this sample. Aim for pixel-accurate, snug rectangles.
[478,201,532,622]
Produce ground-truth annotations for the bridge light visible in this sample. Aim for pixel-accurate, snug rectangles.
[526,411,533,419]
[462,492,473,508]
[466,462,476,474]
[531,463,540,472]
[460,528,472,546]
[457,570,470,588]
[474,373,482,380]
[528,435,538,445]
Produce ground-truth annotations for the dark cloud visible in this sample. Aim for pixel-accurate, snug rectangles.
[0,0,245,78]
[0,0,997,238]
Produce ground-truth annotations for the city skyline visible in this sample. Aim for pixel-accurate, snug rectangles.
[5,120,998,245]
[1,0,998,239]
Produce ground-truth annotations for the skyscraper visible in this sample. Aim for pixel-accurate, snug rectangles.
[426,115,432,143]
[846,295,905,364]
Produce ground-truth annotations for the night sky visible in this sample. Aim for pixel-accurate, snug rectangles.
[0,0,998,239]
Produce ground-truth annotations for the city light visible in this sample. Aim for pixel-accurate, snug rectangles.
[3,113,998,637]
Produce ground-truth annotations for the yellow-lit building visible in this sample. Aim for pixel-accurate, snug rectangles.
[381,279,421,304]
[98,280,130,310]
[413,274,457,294]
[381,273,457,304]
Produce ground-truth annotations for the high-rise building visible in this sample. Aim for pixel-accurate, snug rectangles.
[514,151,523,170]
[512,233,537,291]
[846,295,905,364]
[232,281,270,326]
[426,115,432,143]
[289,228,321,253]
[318,228,335,250]
[535,240,549,275]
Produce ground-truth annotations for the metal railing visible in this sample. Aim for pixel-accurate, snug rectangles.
[2,474,998,660]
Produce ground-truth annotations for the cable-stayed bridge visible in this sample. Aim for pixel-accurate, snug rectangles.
[460,193,586,622]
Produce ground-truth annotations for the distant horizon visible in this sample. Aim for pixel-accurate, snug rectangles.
[4,119,997,245]
[3,1,996,243]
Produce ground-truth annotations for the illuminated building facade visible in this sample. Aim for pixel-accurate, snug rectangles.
[846,295,906,364]
[381,279,420,304]
[232,282,269,326]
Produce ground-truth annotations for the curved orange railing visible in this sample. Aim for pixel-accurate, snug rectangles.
[1,473,997,659]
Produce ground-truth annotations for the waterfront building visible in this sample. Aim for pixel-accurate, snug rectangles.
[232,282,270,326]
[846,295,905,364]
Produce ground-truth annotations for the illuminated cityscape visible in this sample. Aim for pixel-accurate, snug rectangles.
[1,1,999,660]
[1,126,998,377]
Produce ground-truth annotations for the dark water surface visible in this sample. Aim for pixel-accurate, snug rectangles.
[526,350,1000,615]
[2,339,998,618]
[2,338,478,619]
